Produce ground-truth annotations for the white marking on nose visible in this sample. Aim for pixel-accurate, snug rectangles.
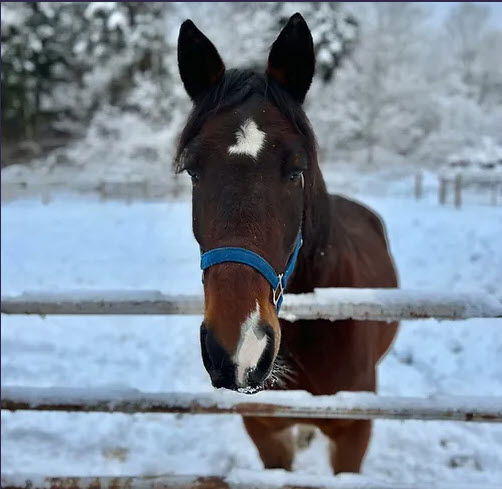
[228,118,266,159]
[233,302,267,386]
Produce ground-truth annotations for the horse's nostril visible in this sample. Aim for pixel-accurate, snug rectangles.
[208,370,222,386]
[210,372,237,390]
[200,323,213,372]
[209,363,239,390]
[247,364,271,388]
[200,323,238,389]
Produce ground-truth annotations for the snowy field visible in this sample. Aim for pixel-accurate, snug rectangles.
[2,191,502,485]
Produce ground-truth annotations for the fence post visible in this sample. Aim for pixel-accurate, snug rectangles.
[439,177,447,205]
[414,172,423,200]
[41,187,52,205]
[143,180,150,200]
[454,174,462,208]
[491,181,498,206]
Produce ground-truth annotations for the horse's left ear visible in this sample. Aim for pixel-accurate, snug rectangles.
[266,13,315,104]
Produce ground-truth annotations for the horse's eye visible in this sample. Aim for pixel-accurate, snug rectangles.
[186,168,200,184]
[289,169,304,182]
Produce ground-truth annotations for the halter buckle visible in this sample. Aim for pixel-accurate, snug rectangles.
[272,274,284,307]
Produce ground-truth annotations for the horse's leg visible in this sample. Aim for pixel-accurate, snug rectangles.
[321,419,372,474]
[242,416,295,470]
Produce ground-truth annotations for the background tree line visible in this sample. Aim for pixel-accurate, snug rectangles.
[1,2,501,168]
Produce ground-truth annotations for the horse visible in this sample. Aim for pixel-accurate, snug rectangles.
[175,13,399,474]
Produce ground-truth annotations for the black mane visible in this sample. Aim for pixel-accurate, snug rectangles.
[174,69,317,172]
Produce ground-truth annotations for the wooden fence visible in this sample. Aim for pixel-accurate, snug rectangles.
[414,171,502,207]
[2,288,501,320]
[3,473,502,489]
[436,171,502,208]
[2,288,502,489]
[2,473,502,489]
[1,179,191,204]
[3,385,502,422]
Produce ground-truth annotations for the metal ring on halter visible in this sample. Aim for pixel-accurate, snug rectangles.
[272,274,284,307]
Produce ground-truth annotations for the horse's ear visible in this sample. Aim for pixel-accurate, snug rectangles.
[178,20,225,100]
[266,13,315,104]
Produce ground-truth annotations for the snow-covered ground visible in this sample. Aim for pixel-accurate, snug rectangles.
[2,191,502,485]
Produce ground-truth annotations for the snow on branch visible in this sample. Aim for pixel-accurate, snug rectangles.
[2,386,502,423]
[1,288,501,320]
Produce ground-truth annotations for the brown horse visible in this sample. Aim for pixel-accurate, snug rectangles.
[176,13,398,473]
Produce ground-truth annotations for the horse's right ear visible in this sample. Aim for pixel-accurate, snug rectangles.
[178,20,225,100]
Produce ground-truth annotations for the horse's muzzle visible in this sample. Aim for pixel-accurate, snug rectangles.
[200,322,275,392]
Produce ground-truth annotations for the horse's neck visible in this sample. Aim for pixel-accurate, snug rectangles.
[289,166,336,293]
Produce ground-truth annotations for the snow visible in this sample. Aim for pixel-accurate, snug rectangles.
[2,192,502,485]
[83,3,118,20]
[446,137,502,169]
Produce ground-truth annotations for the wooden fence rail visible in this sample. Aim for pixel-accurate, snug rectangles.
[3,289,502,489]
[3,386,502,423]
[2,289,502,321]
[2,472,501,489]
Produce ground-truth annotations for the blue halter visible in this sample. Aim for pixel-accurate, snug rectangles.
[200,233,303,312]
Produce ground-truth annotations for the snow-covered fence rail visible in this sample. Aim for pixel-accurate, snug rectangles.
[3,386,502,422]
[2,289,502,489]
[2,288,502,321]
[3,472,501,489]
[1,179,191,204]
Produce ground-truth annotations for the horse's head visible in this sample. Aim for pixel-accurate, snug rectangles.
[176,14,317,392]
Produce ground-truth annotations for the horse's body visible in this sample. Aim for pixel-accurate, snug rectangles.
[176,13,398,473]
[245,194,398,472]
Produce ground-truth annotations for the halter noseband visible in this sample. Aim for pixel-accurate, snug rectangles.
[200,233,302,312]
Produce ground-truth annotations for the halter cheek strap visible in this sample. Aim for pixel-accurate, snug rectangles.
[200,233,303,312]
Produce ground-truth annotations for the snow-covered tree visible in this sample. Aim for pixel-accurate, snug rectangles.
[442,3,502,107]
[80,2,180,118]
[1,2,88,138]
[1,2,180,140]
[273,2,358,82]
[184,2,358,80]
[319,3,432,164]
[414,3,502,166]
[445,3,491,89]
[3,2,501,173]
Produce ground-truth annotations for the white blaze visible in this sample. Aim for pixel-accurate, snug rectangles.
[233,302,267,385]
[228,118,266,159]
